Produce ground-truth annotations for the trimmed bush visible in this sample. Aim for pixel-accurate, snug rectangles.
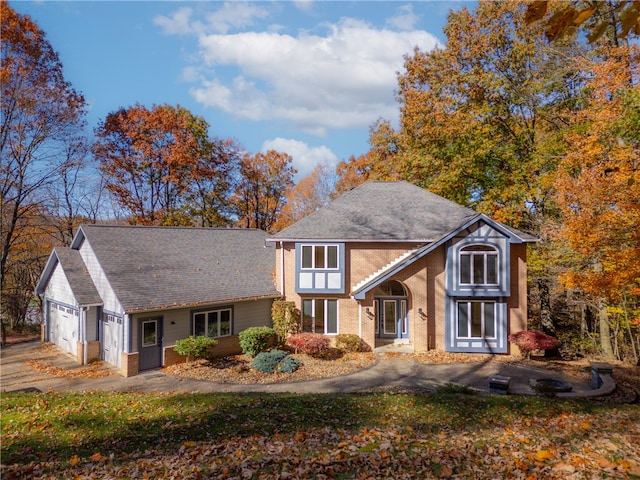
[271,301,299,344]
[174,336,218,363]
[335,334,364,353]
[508,330,558,358]
[286,333,330,356]
[278,355,302,374]
[251,349,288,374]
[239,326,275,357]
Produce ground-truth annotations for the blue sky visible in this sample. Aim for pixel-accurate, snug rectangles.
[11,1,473,180]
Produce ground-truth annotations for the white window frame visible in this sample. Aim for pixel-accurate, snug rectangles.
[141,319,158,347]
[456,300,497,340]
[459,245,499,286]
[301,299,338,335]
[300,244,340,270]
[193,308,233,338]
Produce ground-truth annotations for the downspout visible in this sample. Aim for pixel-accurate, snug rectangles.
[358,302,362,339]
[82,307,88,365]
[279,241,285,297]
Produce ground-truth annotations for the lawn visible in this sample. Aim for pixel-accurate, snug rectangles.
[2,390,639,479]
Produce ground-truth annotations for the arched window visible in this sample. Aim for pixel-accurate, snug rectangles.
[459,245,498,285]
[374,280,406,297]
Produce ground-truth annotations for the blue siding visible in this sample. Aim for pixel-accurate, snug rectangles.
[445,299,508,353]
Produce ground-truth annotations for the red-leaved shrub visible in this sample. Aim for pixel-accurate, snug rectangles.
[508,330,558,357]
[286,333,330,356]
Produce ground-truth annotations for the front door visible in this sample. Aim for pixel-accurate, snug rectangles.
[139,317,163,370]
[377,298,408,339]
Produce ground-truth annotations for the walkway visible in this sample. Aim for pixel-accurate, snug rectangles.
[1,340,595,396]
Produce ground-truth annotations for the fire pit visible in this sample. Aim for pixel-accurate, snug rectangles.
[530,378,573,394]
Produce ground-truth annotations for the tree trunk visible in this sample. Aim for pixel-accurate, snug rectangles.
[538,279,561,357]
[598,300,615,360]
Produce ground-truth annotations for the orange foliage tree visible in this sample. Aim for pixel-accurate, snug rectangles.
[274,163,336,231]
[93,103,236,226]
[1,2,87,327]
[233,150,296,232]
[553,45,639,359]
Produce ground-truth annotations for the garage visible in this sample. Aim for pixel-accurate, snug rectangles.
[102,313,123,368]
[48,302,78,356]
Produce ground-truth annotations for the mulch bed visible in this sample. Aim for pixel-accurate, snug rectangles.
[164,351,378,384]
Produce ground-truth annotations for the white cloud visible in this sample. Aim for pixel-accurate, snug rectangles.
[262,138,337,180]
[189,18,439,135]
[159,4,441,137]
[386,4,419,31]
[154,2,269,35]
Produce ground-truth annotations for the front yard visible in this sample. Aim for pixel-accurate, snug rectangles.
[2,390,639,479]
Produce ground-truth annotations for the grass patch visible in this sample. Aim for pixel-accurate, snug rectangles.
[2,392,639,478]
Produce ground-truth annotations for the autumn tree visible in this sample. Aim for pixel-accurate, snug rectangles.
[526,0,640,43]
[553,47,639,360]
[274,162,337,230]
[1,2,87,327]
[234,150,296,231]
[341,1,591,345]
[93,103,236,226]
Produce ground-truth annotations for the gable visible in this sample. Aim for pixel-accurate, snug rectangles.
[35,248,102,307]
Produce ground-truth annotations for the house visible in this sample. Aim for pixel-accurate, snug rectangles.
[35,181,536,376]
[267,181,537,354]
[35,226,280,376]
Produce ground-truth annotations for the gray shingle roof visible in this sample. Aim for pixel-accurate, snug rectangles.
[272,181,479,241]
[77,225,279,313]
[272,181,537,243]
[50,248,103,306]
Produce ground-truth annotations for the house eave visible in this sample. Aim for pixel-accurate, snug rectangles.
[266,237,435,244]
[123,293,282,315]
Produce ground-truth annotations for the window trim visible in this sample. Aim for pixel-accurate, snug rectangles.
[300,244,340,270]
[456,300,497,340]
[459,245,499,286]
[301,298,338,335]
[192,306,233,338]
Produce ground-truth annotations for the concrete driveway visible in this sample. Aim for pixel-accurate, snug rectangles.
[1,340,595,396]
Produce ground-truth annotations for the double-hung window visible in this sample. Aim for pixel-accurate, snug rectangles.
[193,308,232,338]
[302,299,338,335]
[459,245,498,285]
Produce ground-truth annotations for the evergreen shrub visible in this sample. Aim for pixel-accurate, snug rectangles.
[278,355,302,373]
[251,349,288,374]
[239,326,275,357]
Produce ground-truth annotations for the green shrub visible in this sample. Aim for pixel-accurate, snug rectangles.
[251,349,288,374]
[271,300,299,344]
[278,355,302,373]
[335,334,364,352]
[174,336,218,363]
[239,326,275,357]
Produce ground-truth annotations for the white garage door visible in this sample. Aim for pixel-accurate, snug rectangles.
[49,302,78,356]
[102,314,123,367]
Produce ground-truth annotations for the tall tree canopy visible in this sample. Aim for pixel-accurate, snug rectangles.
[93,103,237,226]
[1,1,87,326]
[274,162,337,231]
[234,150,296,232]
[336,0,639,361]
